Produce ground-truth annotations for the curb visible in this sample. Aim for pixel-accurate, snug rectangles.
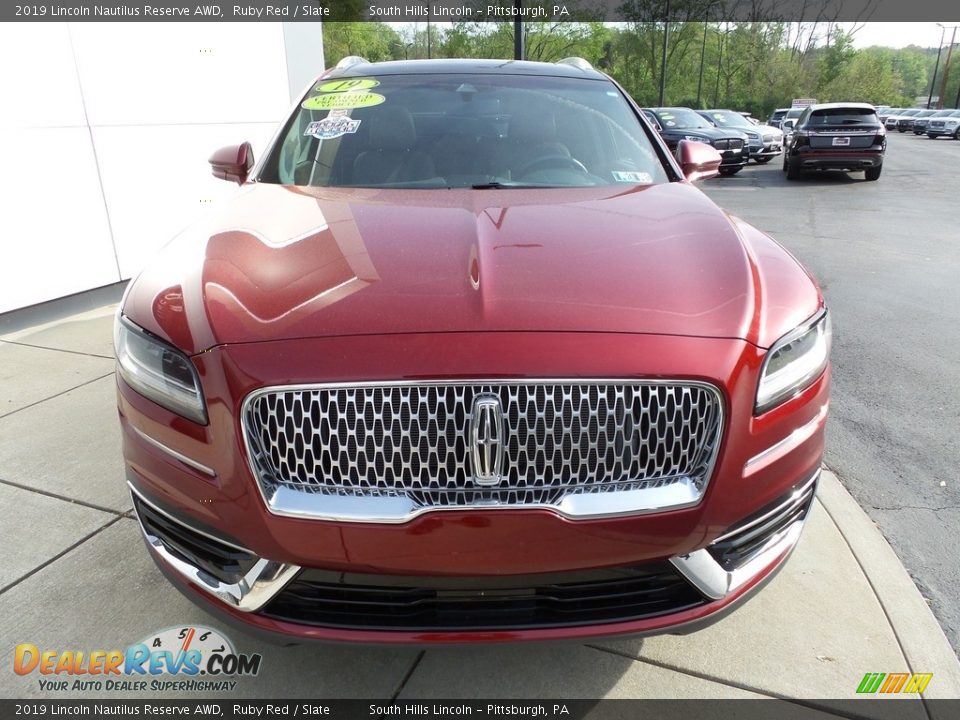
[817,468,960,705]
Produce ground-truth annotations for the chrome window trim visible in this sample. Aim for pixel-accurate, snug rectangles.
[128,483,299,612]
[130,424,217,478]
[670,468,819,600]
[240,378,725,524]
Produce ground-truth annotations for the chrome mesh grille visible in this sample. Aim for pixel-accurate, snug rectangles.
[243,382,723,511]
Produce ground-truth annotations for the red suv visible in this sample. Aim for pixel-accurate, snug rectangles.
[117,57,830,644]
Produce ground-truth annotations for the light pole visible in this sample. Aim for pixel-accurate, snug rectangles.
[696,22,708,108]
[514,1,524,60]
[927,24,947,109]
[936,24,959,110]
[657,2,671,106]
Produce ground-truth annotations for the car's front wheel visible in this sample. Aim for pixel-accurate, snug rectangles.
[865,166,882,181]
[786,160,801,180]
[719,167,742,176]
[782,154,789,172]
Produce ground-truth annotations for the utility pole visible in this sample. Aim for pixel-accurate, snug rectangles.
[927,25,946,109]
[658,0,671,106]
[513,1,524,60]
[696,22,708,108]
[938,26,958,110]
[714,26,724,107]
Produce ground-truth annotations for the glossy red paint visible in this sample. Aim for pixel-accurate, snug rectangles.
[676,139,723,182]
[119,63,830,642]
[123,183,821,357]
[119,328,827,575]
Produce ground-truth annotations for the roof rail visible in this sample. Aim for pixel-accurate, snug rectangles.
[335,56,370,70]
[556,57,594,71]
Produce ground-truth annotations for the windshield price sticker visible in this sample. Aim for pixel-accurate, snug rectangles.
[302,92,385,111]
[316,78,380,93]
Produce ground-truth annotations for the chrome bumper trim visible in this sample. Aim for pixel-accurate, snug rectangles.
[264,475,704,524]
[129,483,299,612]
[130,424,216,478]
[669,468,819,600]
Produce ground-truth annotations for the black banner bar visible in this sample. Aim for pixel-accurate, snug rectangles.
[2,699,959,720]
[2,0,959,23]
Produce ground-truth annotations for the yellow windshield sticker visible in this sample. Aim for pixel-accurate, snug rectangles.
[316,78,380,93]
[302,92,386,111]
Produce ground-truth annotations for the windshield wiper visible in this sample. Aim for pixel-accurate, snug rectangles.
[470,181,554,189]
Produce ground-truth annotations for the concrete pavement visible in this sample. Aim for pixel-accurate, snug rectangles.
[0,301,957,715]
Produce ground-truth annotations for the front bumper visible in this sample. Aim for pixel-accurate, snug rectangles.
[748,141,783,160]
[131,469,819,643]
[119,331,829,643]
[719,148,749,168]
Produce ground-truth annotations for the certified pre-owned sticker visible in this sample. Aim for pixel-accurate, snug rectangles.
[302,92,385,111]
[316,78,380,93]
[304,115,361,140]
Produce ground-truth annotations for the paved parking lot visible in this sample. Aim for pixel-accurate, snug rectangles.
[699,132,960,655]
[1,132,959,707]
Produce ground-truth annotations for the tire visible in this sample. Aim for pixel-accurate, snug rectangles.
[786,160,801,180]
[865,166,882,181]
[755,157,773,164]
[955,128,960,140]
[782,154,789,172]
[719,167,742,176]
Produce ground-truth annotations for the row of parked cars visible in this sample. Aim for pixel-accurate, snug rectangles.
[640,107,784,175]
[642,102,887,181]
[876,107,960,139]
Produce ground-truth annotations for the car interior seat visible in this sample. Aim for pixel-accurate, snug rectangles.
[352,106,436,185]
[491,107,571,179]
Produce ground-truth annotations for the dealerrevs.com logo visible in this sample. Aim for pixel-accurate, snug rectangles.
[13,626,262,693]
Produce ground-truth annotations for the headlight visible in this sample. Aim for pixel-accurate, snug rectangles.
[683,135,710,144]
[755,310,831,414]
[114,314,208,424]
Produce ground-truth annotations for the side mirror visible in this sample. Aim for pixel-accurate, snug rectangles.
[781,119,796,131]
[209,142,254,185]
[676,139,723,182]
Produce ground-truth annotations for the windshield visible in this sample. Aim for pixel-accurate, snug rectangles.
[704,110,751,128]
[258,73,668,189]
[807,108,880,126]
[652,108,712,129]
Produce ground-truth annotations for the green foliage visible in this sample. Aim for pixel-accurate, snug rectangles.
[321,21,953,114]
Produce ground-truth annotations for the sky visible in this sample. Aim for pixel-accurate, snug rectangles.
[846,22,958,49]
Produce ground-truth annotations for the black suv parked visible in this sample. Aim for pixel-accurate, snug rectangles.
[783,103,885,181]
[642,107,749,175]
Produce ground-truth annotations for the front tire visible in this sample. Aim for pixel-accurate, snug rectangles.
[755,157,773,164]
[782,154,789,172]
[865,166,882,181]
[719,167,742,176]
[786,160,801,180]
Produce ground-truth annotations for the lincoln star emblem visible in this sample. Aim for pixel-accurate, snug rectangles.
[470,395,505,486]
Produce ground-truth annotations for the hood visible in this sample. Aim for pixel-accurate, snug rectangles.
[755,124,783,136]
[661,126,748,141]
[123,182,820,355]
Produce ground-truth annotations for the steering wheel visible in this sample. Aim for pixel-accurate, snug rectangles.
[516,154,589,178]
